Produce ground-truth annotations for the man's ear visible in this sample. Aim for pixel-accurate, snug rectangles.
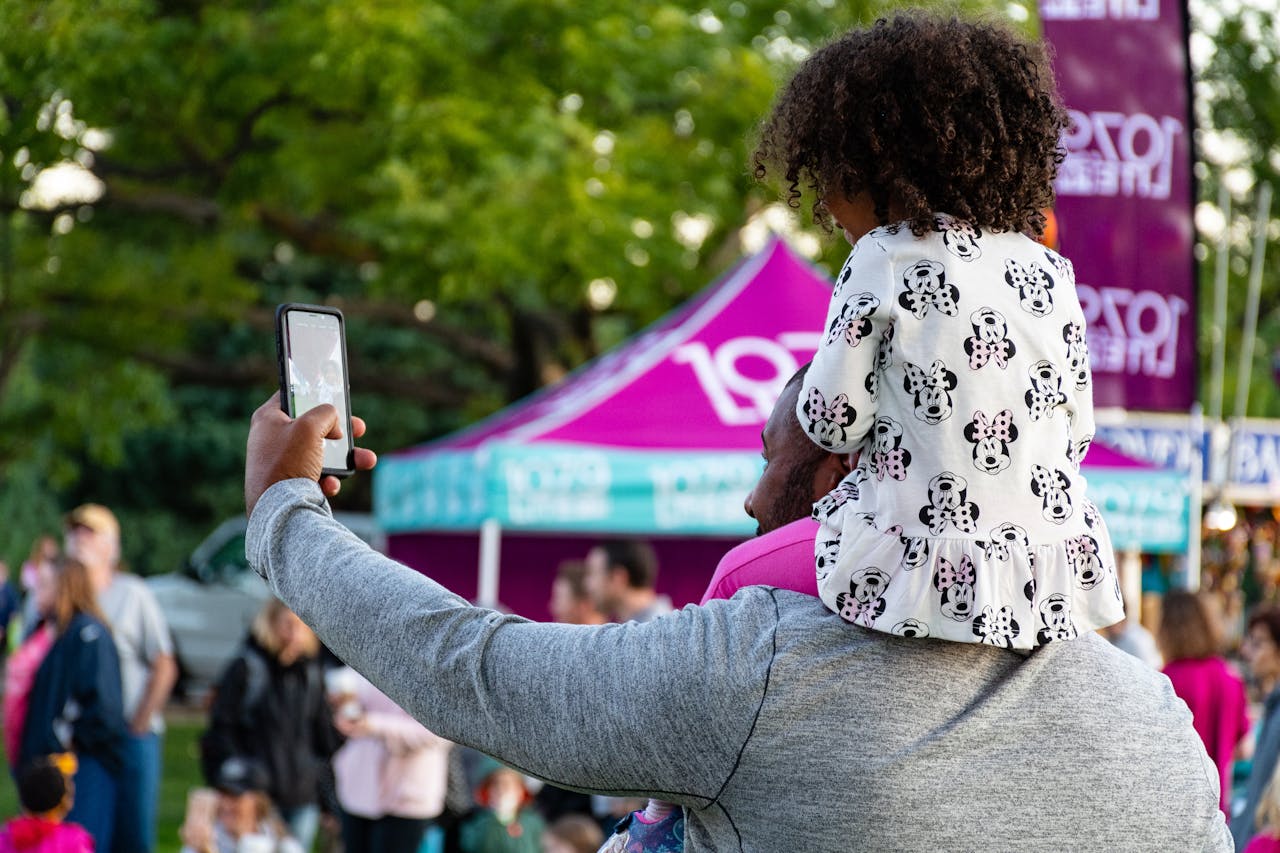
[814,451,855,494]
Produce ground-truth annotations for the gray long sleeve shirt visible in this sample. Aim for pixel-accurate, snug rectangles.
[248,480,1230,851]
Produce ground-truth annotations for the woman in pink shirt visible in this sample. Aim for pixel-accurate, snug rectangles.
[1158,590,1250,813]
[329,668,452,853]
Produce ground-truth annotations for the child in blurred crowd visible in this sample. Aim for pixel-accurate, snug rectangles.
[459,758,545,853]
[0,753,93,853]
[179,757,303,853]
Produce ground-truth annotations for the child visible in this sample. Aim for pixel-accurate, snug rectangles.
[179,757,304,853]
[758,12,1125,648]
[458,758,545,853]
[0,753,93,853]
[603,12,1127,851]
[1245,771,1280,853]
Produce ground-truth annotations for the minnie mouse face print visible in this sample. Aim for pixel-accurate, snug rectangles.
[1003,258,1055,317]
[963,409,1018,475]
[918,472,979,535]
[964,308,1016,370]
[903,360,957,425]
[898,260,959,319]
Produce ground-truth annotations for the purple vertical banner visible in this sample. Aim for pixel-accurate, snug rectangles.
[1039,0,1197,411]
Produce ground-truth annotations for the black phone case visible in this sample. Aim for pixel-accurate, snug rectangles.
[275,303,356,478]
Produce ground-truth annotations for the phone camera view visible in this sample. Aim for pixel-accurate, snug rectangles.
[284,311,350,471]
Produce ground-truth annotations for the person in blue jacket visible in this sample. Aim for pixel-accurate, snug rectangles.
[20,556,127,851]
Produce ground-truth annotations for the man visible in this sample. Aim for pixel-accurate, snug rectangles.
[547,561,607,626]
[582,540,670,624]
[580,540,668,826]
[65,504,177,853]
[1234,606,1280,846]
[243,377,1229,850]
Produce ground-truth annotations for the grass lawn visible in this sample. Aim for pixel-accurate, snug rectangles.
[0,709,206,853]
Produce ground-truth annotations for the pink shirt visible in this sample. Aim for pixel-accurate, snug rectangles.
[1162,656,1250,813]
[1244,834,1280,853]
[4,624,54,766]
[333,672,452,820]
[701,519,819,604]
[0,818,93,853]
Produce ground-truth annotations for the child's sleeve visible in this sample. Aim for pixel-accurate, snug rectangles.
[797,238,897,454]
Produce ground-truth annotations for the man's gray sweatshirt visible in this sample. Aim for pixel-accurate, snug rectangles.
[249,480,1230,851]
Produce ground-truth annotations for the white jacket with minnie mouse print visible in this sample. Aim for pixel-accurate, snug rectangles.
[799,215,1124,651]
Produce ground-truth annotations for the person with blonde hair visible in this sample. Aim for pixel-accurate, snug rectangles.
[199,598,340,851]
[20,557,128,850]
[1158,589,1249,814]
[1243,769,1280,853]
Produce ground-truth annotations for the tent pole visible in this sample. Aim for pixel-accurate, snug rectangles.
[1225,182,1272,501]
[1121,547,1143,625]
[478,518,502,609]
[1184,402,1203,591]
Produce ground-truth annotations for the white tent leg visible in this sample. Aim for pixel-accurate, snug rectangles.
[478,518,502,609]
[1120,547,1143,624]
[1184,403,1203,591]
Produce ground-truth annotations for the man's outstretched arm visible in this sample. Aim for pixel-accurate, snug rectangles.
[244,398,776,805]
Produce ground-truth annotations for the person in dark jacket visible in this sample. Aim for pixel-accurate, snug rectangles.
[1234,606,1280,846]
[200,598,341,851]
[20,556,127,851]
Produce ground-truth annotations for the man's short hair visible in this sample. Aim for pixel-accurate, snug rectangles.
[555,560,591,600]
[598,539,659,590]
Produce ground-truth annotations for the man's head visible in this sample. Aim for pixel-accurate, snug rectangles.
[214,757,272,838]
[548,560,607,625]
[1244,606,1280,687]
[745,367,853,536]
[583,539,658,614]
[63,503,121,578]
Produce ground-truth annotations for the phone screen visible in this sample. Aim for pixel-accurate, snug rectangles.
[280,307,352,473]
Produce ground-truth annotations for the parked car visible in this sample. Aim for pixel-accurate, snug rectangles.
[146,513,385,692]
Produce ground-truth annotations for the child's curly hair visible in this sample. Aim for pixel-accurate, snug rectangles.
[753,12,1069,236]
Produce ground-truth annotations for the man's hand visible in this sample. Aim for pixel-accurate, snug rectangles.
[245,394,377,516]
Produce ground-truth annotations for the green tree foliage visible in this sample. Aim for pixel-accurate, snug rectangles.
[1191,0,1280,420]
[0,0,1023,573]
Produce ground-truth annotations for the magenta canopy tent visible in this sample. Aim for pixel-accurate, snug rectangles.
[374,239,833,617]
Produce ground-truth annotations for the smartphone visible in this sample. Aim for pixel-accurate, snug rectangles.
[275,303,355,478]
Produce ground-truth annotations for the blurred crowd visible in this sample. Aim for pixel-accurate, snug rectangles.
[0,507,674,853]
[11,503,1280,851]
